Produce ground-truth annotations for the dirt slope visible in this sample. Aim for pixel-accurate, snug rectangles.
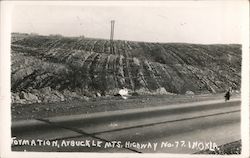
[11,33,241,104]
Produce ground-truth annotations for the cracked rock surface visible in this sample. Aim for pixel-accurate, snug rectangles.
[11,33,241,104]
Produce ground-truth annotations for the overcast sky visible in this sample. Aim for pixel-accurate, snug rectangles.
[11,1,245,44]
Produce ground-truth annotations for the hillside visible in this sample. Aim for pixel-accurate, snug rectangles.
[11,33,241,104]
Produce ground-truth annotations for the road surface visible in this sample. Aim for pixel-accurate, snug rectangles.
[11,98,241,154]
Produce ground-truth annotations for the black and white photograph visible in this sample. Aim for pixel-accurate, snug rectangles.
[0,0,249,157]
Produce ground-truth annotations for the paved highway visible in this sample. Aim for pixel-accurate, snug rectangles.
[11,98,241,154]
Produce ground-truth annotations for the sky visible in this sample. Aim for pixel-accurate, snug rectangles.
[11,1,246,44]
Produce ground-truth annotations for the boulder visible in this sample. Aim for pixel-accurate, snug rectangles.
[155,87,168,95]
[185,90,195,95]
[19,91,40,103]
[11,93,20,103]
[19,91,26,99]
[83,96,90,101]
[40,87,52,94]
[42,93,61,103]
[62,89,84,100]
[119,88,129,99]
[53,90,65,101]
[96,92,101,97]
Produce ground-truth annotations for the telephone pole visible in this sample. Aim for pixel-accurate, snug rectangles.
[110,20,115,54]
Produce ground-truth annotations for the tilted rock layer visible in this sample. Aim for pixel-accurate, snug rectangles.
[11,33,241,104]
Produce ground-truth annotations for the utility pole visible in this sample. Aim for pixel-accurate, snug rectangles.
[110,20,115,54]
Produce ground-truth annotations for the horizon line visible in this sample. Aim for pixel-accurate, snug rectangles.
[11,32,241,45]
